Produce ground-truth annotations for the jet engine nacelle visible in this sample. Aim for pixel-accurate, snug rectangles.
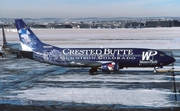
[100,62,119,71]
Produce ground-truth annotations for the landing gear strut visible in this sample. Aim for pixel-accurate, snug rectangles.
[16,52,21,58]
[89,68,97,75]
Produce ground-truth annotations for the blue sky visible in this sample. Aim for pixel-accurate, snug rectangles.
[0,0,180,18]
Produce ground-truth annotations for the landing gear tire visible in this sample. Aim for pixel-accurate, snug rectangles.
[89,68,97,75]
[2,54,6,58]
[153,67,157,74]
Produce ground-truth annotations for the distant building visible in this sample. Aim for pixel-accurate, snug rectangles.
[54,25,72,28]
[146,20,180,27]
[173,20,180,27]
[31,24,47,28]
[79,24,90,28]
[125,22,144,28]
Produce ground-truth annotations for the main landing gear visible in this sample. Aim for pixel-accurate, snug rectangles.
[16,52,21,58]
[89,67,98,75]
[1,54,6,58]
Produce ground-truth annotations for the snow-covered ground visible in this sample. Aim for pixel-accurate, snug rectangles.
[1,27,180,49]
[12,88,173,107]
[0,28,180,110]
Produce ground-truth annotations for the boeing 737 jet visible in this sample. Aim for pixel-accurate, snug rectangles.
[0,26,22,58]
[15,19,175,74]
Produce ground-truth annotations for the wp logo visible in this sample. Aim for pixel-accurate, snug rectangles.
[142,50,157,60]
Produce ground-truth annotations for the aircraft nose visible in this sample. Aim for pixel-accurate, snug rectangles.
[165,56,175,65]
[171,56,175,63]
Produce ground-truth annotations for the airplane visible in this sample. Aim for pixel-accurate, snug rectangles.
[14,19,175,74]
[0,26,22,58]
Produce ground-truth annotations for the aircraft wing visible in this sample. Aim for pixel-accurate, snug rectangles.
[69,60,102,67]
[19,50,112,67]
[6,47,22,52]
[69,60,117,67]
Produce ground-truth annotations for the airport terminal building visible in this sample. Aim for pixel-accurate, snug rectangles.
[146,20,180,27]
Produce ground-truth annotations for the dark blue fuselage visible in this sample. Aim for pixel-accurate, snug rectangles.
[22,45,174,69]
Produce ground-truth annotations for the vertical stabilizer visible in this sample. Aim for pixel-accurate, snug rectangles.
[2,26,7,45]
[15,19,44,51]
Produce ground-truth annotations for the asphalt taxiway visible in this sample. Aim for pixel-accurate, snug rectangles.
[0,55,180,110]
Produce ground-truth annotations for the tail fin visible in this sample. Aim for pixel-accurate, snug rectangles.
[15,19,44,51]
[2,26,7,45]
